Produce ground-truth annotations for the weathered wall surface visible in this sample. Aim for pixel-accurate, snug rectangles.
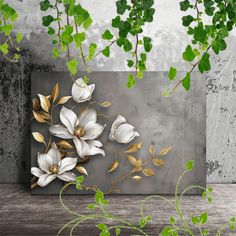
[0,0,235,183]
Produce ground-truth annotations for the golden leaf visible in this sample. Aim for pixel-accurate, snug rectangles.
[132,175,142,181]
[32,98,40,111]
[152,159,165,167]
[127,155,138,166]
[125,143,142,153]
[108,160,119,173]
[33,111,47,123]
[149,145,155,156]
[78,156,90,165]
[133,166,142,172]
[51,83,59,103]
[39,111,51,120]
[38,94,51,112]
[76,165,88,175]
[100,101,112,107]
[142,168,155,176]
[57,140,74,149]
[159,146,172,156]
[58,96,72,105]
[32,132,46,145]
[46,95,51,101]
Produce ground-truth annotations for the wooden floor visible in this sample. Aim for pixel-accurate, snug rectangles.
[0,184,236,236]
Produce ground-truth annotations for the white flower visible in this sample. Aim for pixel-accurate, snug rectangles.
[72,78,95,103]
[31,143,77,187]
[49,107,105,157]
[109,115,140,144]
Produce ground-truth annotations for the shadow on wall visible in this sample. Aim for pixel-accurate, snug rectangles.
[0,49,54,183]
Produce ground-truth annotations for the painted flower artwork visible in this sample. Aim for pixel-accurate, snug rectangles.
[31,76,172,193]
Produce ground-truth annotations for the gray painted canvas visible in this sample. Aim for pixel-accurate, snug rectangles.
[31,71,206,194]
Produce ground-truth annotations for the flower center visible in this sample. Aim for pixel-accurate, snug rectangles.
[49,165,59,174]
[74,127,85,137]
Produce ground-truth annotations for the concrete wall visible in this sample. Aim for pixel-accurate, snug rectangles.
[0,0,236,183]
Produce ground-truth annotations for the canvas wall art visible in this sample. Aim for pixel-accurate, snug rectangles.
[31,72,205,194]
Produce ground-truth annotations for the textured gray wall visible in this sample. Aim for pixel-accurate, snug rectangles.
[0,0,236,183]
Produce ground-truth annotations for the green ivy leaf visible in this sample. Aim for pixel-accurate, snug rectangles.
[139,218,146,229]
[40,0,53,11]
[47,26,55,35]
[198,53,211,73]
[143,36,152,52]
[116,0,128,15]
[95,189,104,204]
[87,204,97,210]
[16,32,23,44]
[168,67,177,80]
[180,0,190,11]
[52,48,60,58]
[142,0,154,10]
[191,216,200,225]
[42,15,54,27]
[74,32,85,47]
[184,160,195,171]
[0,42,9,55]
[123,38,132,51]
[194,23,207,42]
[182,15,194,27]
[2,24,13,36]
[76,176,84,184]
[182,72,191,91]
[102,30,113,40]
[67,58,78,75]
[97,223,107,231]
[115,227,121,235]
[61,32,73,45]
[102,46,110,57]
[88,43,97,61]
[127,74,136,88]
[127,60,134,68]
[169,216,176,225]
[183,45,195,62]
[83,16,92,30]
[199,212,208,224]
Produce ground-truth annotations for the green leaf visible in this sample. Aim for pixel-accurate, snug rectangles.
[1,4,18,21]
[88,43,97,61]
[194,23,207,42]
[123,38,132,51]
[144,8,155,22]
[61,32,73,45]
[127,60,134,68]
[115,227,121,235]
[168,67,177,80]
[183,45,195,62]
[102,46,110,57]
[127,74,136,88]
[83,16,92,30]
[102,30,113,40]
[116,0,128,15]
[52,48,60,58]
[140,53,147,62]
[146,215,152,222]
[0,42,9,54]
[199,212,208,224]
[87,204,97,210]
[67,58,78,75]
[202,229,209,235]
[169,216,176,225]
[142,0,154,10]
[40,0,52,11]
[95,189,104,204]
[191,216,200,225]
[74,32,85,47]
[42,15,54,27]
[76,183,82,190]
[182,72,191,91]
[180,0,190,11]
[139,218,146,229]
[198,53,211,73]
[47,26,55,35]
[97,223,107,231]
[76,176,84,184]
[143,36,152,52]
[182,15,194,27]
[2,24,13,36]
[185,160,195,171]
[16,32,23,44]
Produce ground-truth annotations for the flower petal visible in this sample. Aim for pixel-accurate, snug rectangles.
[37,153,53,174]
[109,115,126,141]
[57,172,76,182]
[49,125,73,139]
[80,84,95,101]
[73,137,91,158]
[79,109,97,128]
[58,157,77,174]
[87,140,103,147]
[60,106,77,134]
[82,121,106,140]
[47,145,61,165]
[87,140,105,156]
[37,173,56,187]
[114,123,138,144]
[31,167,44,177]
[72,78,87,103]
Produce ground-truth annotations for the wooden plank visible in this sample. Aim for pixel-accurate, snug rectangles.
[0,184,236,236]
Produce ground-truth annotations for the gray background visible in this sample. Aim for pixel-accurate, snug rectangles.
[0,0,236,184]
[31,72,205,194]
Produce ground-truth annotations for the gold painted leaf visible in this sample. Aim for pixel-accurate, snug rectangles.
[32,98,40,111]
[132,175,142,181]
[159,146,172,156]
[108,160,119,173]
[149,145,155,156]
[142,168,155,176]
[57,140,74,149]
[125,143,142,153]
[51,83,59,103]
[58,96,72,105]
[39,111,51,120]
[152,159,165,167]
[127,155,138,166]
[133,166,142,172]
[100,101,112,107]
[76,165,88,175]
[32,132,46,145]
[38,94,51,112]
[33,111,47,123]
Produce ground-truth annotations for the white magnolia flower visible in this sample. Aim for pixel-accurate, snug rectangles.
[49,107,105,157]
[31,143,77,187]
[72,78,95,103]
[109,115,140,144]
